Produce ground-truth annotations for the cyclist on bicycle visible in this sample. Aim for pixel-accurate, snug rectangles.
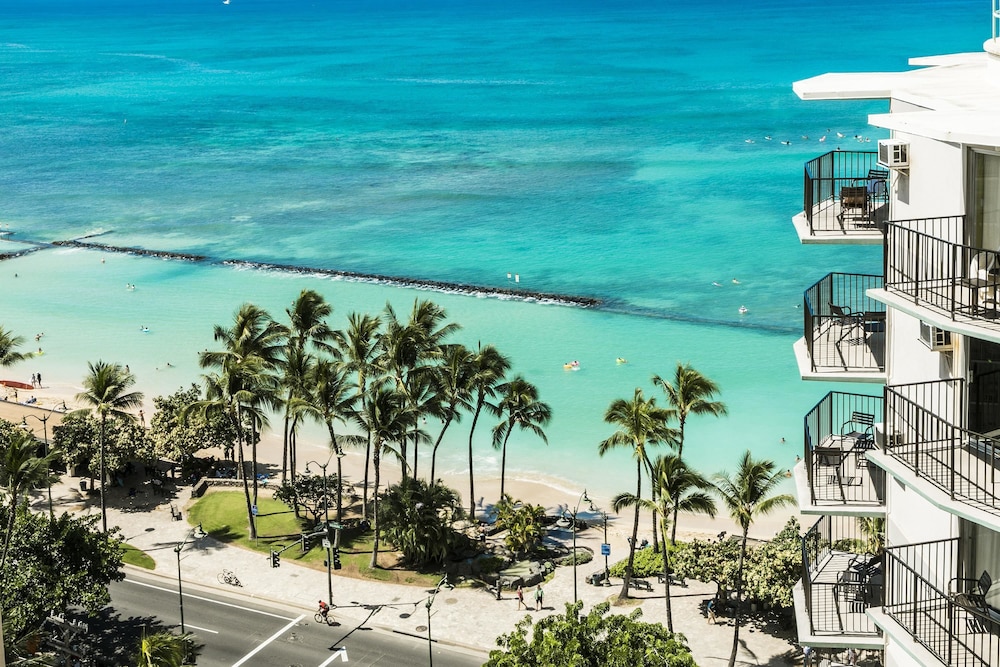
[318,600,330,621]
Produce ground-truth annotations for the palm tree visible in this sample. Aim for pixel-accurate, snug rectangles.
[134,629,194,667]
[0,430,59,570]
[0,325,30,369]
[352,380,409,569]
[199,303,285,538]
[280,290,335,481]
[713,450,795,667]
[74,361,143,533]
[612,454,716,631]
[465,344,510,519]
[336,312,382,520]
[378,299,459,479]
[429,343,472,484]
[598,388,675,600]
[303,359,359,523]
[491,376,551,498]
[653,363,727,545]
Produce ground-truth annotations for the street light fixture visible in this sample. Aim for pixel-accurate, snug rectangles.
[306,453,342,608]
[564,489,591,606]
[174,523,206,634]
[21,413,54,517]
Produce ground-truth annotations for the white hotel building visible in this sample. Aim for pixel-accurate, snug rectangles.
[789,4,1000,667]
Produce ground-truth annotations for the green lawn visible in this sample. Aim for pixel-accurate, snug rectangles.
[187,490,440,587]
[122,543,156,570]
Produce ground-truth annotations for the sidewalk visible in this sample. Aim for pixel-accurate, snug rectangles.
[36,476,800,667]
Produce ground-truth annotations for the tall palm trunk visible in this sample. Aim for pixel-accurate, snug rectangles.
[500,431,512,499]
[358,377,371,521]
[661,515,673,631]
[369,442,382,569]
[411,430,419,481]
[235,406,257,540]
[281,406,291,483]
[728,529,749,667]
[467,399,484,519]
[619,458,642,600]
[430,414,454,484]
[251,424,260,507]
[99,414,108,533]
[670,419,687,546]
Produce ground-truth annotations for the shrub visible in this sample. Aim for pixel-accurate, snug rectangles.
[609,547,663,578]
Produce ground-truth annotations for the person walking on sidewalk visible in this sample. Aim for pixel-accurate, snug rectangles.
[516,585,525,610]
[534,584,543,611]
[707,598,717,624]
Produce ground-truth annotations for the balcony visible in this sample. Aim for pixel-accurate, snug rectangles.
[880,379,1000,525]
[794,273,886,383]
[795,391,886,514]
[792,151,888,245]
[878,216,1000,342]
[879,538,1000,667]
[794,515,884,649]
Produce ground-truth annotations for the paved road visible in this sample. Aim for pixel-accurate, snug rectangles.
[83,571,486,666]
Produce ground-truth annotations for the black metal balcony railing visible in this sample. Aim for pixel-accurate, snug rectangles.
[802,151,889,235]
[885,216,1000,331]
[884,378,1000,517]
[803,273,886,373]
[804,391,886,507]
[885,538,1000,667]
[801,515,883,637]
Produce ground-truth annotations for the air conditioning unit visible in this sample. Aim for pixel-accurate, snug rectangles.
[920,321,954,351]
[878,139,910,169]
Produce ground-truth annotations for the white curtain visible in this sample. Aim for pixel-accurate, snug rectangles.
[973,152,1000,251]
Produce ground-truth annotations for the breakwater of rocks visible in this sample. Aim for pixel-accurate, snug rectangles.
[42,239,601,308]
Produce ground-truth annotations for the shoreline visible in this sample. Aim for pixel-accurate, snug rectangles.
[3,377,800,543]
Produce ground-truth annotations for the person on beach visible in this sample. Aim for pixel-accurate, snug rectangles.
[30,373,36,388]
[516,585,525,610]
[534,584,543,610]
[36,372,41,387]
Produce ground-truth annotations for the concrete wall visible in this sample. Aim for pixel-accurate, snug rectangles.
[887,131,964,226]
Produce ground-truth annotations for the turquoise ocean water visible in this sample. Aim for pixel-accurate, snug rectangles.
[0,0,986,501]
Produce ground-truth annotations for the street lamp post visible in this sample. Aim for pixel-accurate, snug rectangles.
[306,457,335,607]
[174,523,206,634]
[565,489,591,606]
[586,499,610,586]
[22,413,53,517]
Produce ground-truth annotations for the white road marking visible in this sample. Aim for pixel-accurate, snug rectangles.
[184,623,219,634]
[126,578,296,620]
[319,647,349,665]
[232,615,305,666]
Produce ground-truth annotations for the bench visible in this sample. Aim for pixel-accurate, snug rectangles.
[586,570,608,586]
[629,578,653,592]
[170,504,182,521]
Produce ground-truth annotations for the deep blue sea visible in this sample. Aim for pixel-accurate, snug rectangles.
[0,0,986,502]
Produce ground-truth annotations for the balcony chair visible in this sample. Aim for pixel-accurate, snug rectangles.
[949,570,1000,633]
[841,411,875,468]
[969,251,1000,314]
[864,169,889,203]
[828,303,865,345]
[837,185,869,225]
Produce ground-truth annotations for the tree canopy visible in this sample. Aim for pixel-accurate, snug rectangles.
[0,508,124,655]
[486,602,697,667]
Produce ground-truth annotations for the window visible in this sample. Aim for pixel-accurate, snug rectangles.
[969,151,1000,250]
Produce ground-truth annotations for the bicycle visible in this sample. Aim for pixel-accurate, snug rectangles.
[314,610,336,626]
[218,569,242,587]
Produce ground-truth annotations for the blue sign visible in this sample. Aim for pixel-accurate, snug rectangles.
[601,543,611,556]
[251,504,258,516]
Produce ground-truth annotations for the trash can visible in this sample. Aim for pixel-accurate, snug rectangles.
[80,480,88,491]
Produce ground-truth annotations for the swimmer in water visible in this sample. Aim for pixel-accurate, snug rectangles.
[712,281,722,287]
[732,278,741,285]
